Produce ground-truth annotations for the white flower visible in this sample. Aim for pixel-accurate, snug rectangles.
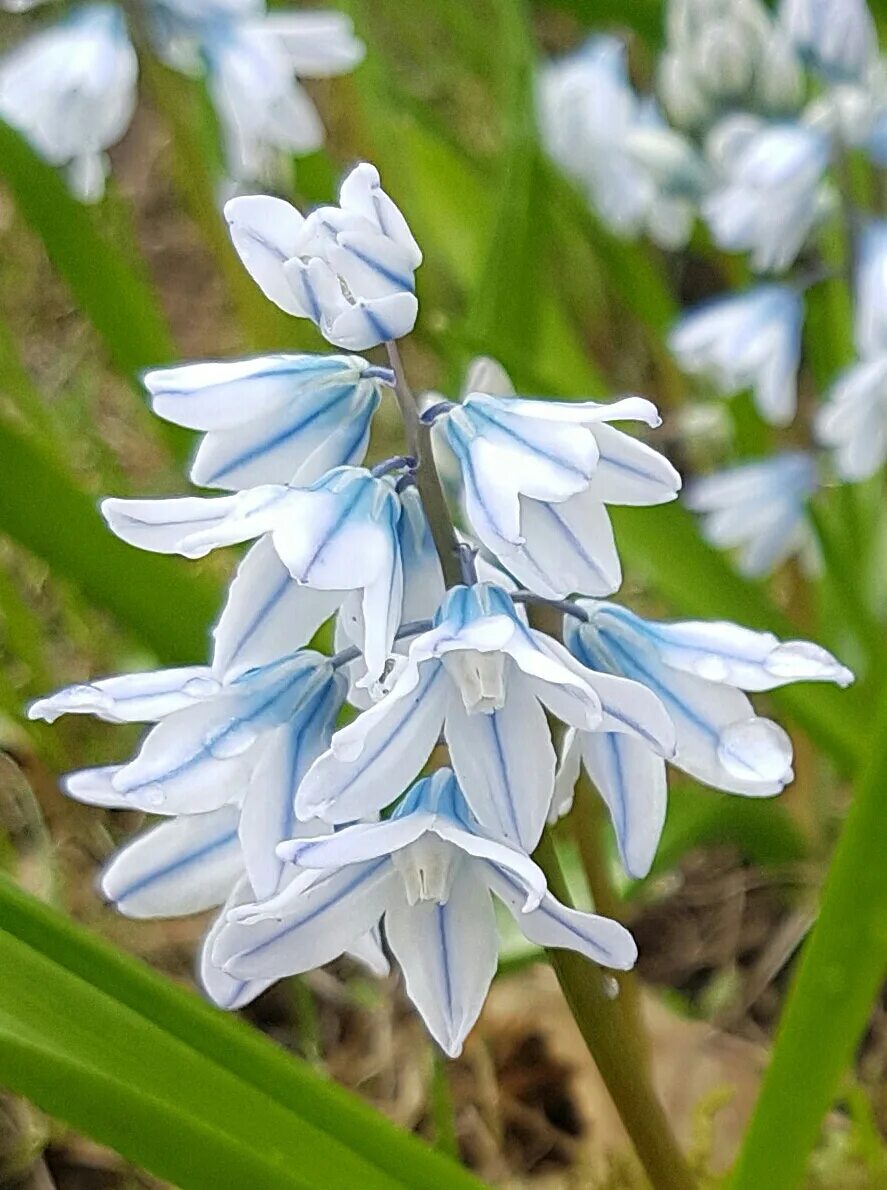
[684,451,818,576]
[215,768,636,1055]
[703,116,831,272]
[669,285,804,426]
[0,4,138,201]
[102,466,403,683]
[779,0,877,81]
[816,221,887,480]
[538,37,704,249]
[295,583,675,853]
[143,352,388,490]
[561,601,852,877]
[436,388,680,599]
[225,162,422,349]
[659,0,804,130]
[29,650,388,1007]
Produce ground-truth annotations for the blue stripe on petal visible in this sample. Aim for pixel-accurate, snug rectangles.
[114,828,239,905]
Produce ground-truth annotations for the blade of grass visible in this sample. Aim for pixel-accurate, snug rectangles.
[730,686,887,1190]
[0,875,483,1190]
[0,418,218,663]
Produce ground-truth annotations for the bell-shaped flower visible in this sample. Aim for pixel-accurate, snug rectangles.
[216,768,637,1056]
[669,285,804,426]
[561,600,852,877]
[703,116,831,272]
[538,37,705,249]
[102,466,403,682]
[32,653,388,1008]
[436,390,680,599]
[779,0,876,81]
[684,451,818,576]
[658,0,804,131]
[295,583,675,853]
[143,352,388,490]
[225,162,422,350]
[0,4,138,202]
[853,219,887,359]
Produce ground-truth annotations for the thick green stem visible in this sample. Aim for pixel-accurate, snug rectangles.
[534,832,695,1190]
[385,342,463,587]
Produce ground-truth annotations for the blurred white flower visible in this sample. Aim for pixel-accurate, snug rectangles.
[684,451,818,575]
[779,0,877,80]
[0,4,138,201]
[816,221,887,480]
[669,284,804,425]
[703,116,831,271]
[226,162,422,349]
[538,36,705,249]
[659,0,804,130]
[562,600,852,876]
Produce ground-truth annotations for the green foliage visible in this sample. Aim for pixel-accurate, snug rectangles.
[0,875,481,1190]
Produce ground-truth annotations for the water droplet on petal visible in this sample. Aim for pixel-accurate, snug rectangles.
[693,656,731,682]
[182,676,221,699]
[718,716,793,783]
[137,784,166,808]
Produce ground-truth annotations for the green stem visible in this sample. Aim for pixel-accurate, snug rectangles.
[385,341,463,587]
[534,832,695,1190]
[571,774,650,1068]
[430,1050,459,1160]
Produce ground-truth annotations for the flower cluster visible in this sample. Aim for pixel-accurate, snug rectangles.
[540,0,887,578]
[0,0,363,200]
[32,160,852,1056]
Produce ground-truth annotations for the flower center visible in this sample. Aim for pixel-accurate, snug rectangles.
[443,649,507,713]
[392,836,458,905]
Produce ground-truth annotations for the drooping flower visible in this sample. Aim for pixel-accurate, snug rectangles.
[215,768,637,1055]
[779,0,877,81]
[816,221,887,480]
[0,4,138,201]
[102,466,403,683]
[669,285,804,426]
[225,162,422,349]
[703,116,831,272]
[295,583,675,853]
[143,352,389,490]
[29,650,388,1007]
[684,451,819,576]
[435,388,680,599]
[560,601,852,877]
[538,36,705,249]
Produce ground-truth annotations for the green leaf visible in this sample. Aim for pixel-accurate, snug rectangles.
[0,120,178,383]
[0,418,218,664]
[0,875,482,1190]
[730,688,887,1190]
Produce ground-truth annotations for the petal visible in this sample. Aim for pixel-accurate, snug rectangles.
[110,698,258,813]
[221,861,395,979]
[432,817,547,910]
[385,860,498,1057]
[505,490,621,599]
[101,495,239,555]
[64,765,138,810]
[144,354,358,431]
[258,12,365,78]
[338,162,422,267]
[211,538,342,679]
[500,626,604,731]
[347,927,390,978]
[101,806,242,918]
[199,879,273,1010]
[224,194,307,316]
[29,666,219,725]
[239,677,342,900]
[295,661,448,822]
[485,865,637,970]
[550,727,581,824]
[579,732,668,879]
[493,394,661,427]
[325,292,419,351]
[279,813,433,867]
[444,673,555,852]
[586,424,681,506]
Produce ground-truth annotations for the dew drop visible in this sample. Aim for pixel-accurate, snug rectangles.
[183,676,221,699]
